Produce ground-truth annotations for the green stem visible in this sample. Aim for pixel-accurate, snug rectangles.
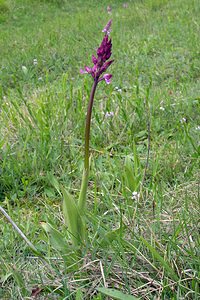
[84,79,98,171]
[78,78,98,211]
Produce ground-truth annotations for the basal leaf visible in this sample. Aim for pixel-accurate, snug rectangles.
[61,186,85,246]
[41,222,67,252]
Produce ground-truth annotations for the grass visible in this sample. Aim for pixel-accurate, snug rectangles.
[0,0,200,299]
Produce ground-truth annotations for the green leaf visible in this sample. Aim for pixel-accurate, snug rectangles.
[41,222,67,252]
[124,156,136,191]
[99,227,122,247]
[44,188,56,198]
[140,236,179,281]
[135,130,147,141]
[97,287,139,300]
[61,186,85,246]
[47,173,62,196]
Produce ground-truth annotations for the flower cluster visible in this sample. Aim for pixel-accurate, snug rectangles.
[132,191,140,201]
[80,19,114,84]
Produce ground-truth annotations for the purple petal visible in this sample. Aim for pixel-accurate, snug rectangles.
[92,64,98,73]
[104,74,112,84]
[100,60,114,73]
[92,55,98,64]
[80,68,87,74]
[85,66,92,73]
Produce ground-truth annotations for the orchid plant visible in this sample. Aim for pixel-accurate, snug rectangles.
[62,19,114,247]
[0,20,114,252]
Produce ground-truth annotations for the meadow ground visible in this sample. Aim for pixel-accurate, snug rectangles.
[0,0,200,299]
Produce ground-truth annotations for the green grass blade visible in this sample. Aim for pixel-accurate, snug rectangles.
[97,287,139,300]
[98,227,122,248]
[140,236,179,281]
[124,156,136,191]
[47,173,62,196]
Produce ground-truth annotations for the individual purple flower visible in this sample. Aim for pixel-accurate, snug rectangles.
[99,73,112,84]
[80,19,114,84]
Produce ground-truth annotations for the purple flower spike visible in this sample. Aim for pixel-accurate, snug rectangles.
[80,20,114,84]
[102,19,112,35]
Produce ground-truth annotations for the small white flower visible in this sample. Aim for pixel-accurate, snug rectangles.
[22,65,28,75]
[159,106,165,111]
[38,77,43,81]
[180,117,187,124]
[114,86,122,92]
[33,58,38,66]
[105,111,114,118]
[195,125,200,130]
[123,3,128,8]
[189,235,194,243]
[132,191,140,200]
[107,5,112,14]
[114,86,122,93]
